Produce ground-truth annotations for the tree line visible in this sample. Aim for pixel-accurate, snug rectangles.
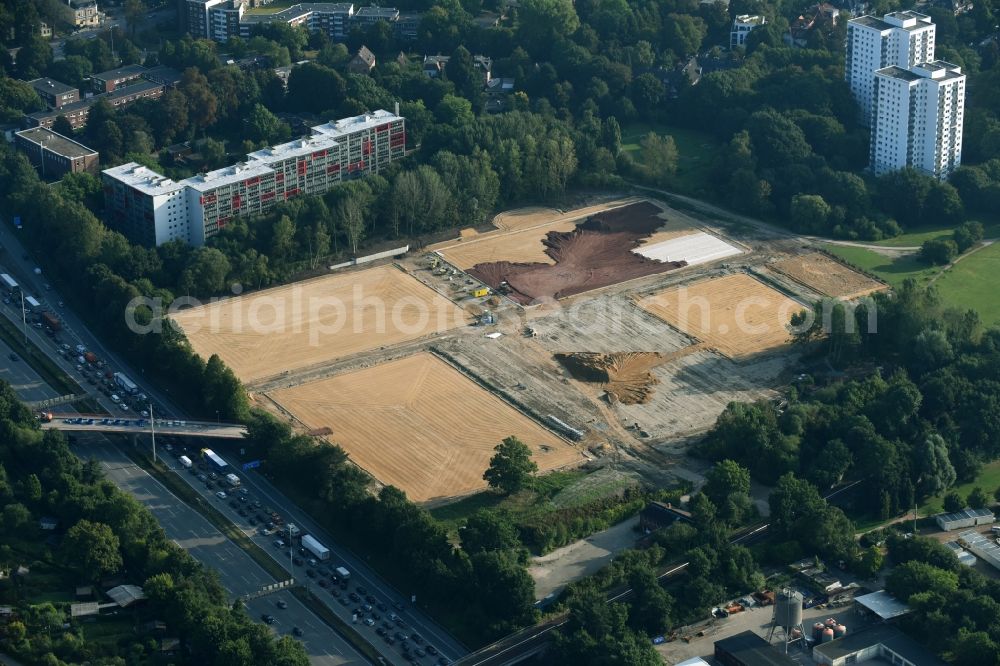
[0,381,309,665]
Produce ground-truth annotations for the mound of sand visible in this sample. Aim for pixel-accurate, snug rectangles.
[555,352,663,404]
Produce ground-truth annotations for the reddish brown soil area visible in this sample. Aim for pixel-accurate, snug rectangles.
[468,202,684,304]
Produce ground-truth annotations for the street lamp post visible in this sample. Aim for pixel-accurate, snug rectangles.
[149,402,156,463]
[19,292,27,344]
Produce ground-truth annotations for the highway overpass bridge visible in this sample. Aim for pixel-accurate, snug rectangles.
[42,415,247,439]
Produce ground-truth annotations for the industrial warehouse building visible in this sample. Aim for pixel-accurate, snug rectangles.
[102,109,405,246]
[14,128,98,179]
[812,625,946,666]
[853,590,911,621]
[713,631,797,666]
[935,507,994,531]
[959,529,1000,571]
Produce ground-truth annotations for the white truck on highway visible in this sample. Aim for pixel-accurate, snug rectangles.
[224,473,240,487]
[335,566,350,580]
[114,372,138,394]
[302,534,330,561]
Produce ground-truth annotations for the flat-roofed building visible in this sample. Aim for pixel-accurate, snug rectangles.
[846,12,936,125]
[935,507,994,531]
[92,64,147,94]
[14,127,99,178]
[103,109,405,246]
[871,60,965,179]
[29,78,80,110]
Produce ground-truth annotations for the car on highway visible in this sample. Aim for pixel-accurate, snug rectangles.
[273,539,285,548]
[426,645,438,656]
[305,569,316,578]
[349,592,360,602]
[292,627,303,637]
[364,617,375,626]
[8,353,16,361]
[261,614,276,625]
[292,557,303,566]
[276,600,287,609]
[215,491,227,499]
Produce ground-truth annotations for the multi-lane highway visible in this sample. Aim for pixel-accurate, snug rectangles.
[75,434,368,666]
[0,226,466,665]
[164,443,465,665]
[0,337,59,403]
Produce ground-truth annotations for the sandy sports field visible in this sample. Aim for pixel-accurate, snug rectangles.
[771,252,888,299]
[638,273,806,358]
[267,353,581,503]
[435,199,644,269]
[171,266,467,384]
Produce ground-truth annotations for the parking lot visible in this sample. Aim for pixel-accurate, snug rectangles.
[165,446,453,666]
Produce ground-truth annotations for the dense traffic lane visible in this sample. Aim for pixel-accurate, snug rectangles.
[76,435,369,666]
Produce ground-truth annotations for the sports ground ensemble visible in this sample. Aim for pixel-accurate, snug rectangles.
[174,198,887,502]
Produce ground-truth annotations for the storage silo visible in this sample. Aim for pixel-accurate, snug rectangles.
[834,623,847,639]
[822,627,835,643]
[767,589,805,652]
[773,589,804,629]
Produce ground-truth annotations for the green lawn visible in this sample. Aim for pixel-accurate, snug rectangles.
[871,218,1000,248]
[822,244,943,288]
[933,241,1000,326]
[921,460,1000,515]
[621,122,723,196]
[824,242,1000,326]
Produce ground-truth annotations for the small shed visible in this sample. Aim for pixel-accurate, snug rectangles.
[106,584,146,607]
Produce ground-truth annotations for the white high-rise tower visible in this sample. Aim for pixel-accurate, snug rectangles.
[870,61,965,179]
[846,11,935,126]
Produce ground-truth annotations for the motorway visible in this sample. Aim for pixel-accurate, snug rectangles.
[0,336,59,403]
[76,435,367,666]
[0,226,466,664]
[166,444,465,664]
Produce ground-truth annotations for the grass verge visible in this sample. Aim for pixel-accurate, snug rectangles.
[124,448,387,662]
[0,313,81,396]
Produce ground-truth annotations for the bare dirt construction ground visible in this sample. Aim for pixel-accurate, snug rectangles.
[555,352,665,404]
[467,201,690,304]
[771,252,888,299]
[266,352,583,503]
[616,352,784,442]
[171,265,468,385]
[435,201,641,269]
[638,273,806,359]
